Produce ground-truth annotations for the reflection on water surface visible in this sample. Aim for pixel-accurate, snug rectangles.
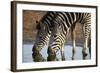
[23,44,90,62]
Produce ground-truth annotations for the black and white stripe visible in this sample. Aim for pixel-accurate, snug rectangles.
[32,12,57,58]
[32,11,91,61]
[48,12,91,60]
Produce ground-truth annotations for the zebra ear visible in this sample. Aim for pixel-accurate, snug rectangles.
[36,21,40,30]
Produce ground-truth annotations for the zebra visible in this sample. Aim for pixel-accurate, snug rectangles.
[48,12,91,60]
[32,11,91,61]
[32,12,57,61]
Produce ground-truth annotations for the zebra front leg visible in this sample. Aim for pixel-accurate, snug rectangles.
[71,28,76,60]
[82,24,90,60]
[88,33,91,59]
[82,37,89,59]
[61,44,65,61]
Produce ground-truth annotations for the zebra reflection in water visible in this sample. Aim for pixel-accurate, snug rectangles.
[32,11,91,61]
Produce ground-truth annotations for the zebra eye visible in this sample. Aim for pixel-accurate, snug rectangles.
[39,36,42,39]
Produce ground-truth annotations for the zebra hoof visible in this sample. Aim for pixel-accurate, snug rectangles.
[62,57,65,61]
[82,51,88,60]
[72,57,75,60]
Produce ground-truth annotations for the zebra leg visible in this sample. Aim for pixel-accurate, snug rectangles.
[82,37,89,59]
[88,37,91,59]
[61,44,65,60]
[82,25,90,60]
[71,26,76,60]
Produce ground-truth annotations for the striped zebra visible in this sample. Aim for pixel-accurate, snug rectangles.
[32,11,91,61]
[48,12,91,60]
[32,12,57,61]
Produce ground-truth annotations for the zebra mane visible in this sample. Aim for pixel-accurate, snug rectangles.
[36,12,50,30]
[36,11,57,30]
[40,12,50,22]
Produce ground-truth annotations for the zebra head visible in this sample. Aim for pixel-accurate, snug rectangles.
[32,12,57,53]
[32,20,51,53]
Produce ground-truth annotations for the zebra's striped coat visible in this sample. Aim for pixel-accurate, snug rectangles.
[32,11,91,61]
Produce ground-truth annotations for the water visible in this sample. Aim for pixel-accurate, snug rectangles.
[22,44,90,63]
